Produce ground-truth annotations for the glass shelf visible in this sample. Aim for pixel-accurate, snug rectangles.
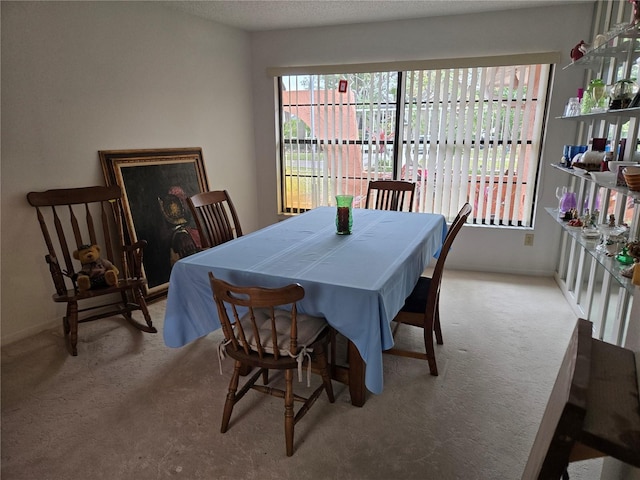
[551,163,640,203]
[563,24,640,70]
[545,207,635,294]
[557,107,640,122]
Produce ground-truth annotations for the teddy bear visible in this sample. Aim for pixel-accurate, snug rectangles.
[72,244,119,292]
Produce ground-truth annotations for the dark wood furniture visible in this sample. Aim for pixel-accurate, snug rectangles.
[365,180,416,212]
[522,318,640,479]
[209,273,335,456]
[27,185,157,356]
[384,202,471,375]
[187,190,242,249]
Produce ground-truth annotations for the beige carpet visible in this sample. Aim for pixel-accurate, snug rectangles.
[1,270,604,479]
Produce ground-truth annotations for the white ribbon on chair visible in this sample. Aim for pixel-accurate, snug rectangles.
[286,346,313,387]
[218,335,314,387]
[216,338,232,374]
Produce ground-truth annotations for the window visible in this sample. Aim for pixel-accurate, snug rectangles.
[278,60,552,226]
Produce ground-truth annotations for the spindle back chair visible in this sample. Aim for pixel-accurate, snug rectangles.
[27,185,157,355]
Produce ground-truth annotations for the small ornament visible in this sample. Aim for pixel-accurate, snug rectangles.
[616,245,636,265]
[631,0,640,25]
[570,40,588,61]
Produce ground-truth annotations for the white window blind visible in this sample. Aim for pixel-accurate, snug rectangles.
[279,60,551,226]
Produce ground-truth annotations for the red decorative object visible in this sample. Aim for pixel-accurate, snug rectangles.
[338,79,347,93]
[570,40,587,62]
[631,0,640,24]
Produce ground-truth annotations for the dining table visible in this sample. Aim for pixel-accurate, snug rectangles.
[163,206,447,406]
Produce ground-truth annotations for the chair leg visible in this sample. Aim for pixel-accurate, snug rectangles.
[316,342,335,403]
[66,302,79,356]
[284,369,295,456]
[221,360,242,433]
[434,303,443,345]
[424,319,438,376]
[134,288,156,331]
[126,287,157,333]
[330,327,337,376]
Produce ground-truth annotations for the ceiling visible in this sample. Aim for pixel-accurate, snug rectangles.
[163,0,590,32]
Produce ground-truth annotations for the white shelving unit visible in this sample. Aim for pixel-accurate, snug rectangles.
[553,21,640,346]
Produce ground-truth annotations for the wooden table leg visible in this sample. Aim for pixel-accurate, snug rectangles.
[347,340,366,407]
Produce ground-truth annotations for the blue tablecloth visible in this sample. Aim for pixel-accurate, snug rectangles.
[163,206,447,394]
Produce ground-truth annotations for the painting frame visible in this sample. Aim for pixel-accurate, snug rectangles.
[100,148,209,298]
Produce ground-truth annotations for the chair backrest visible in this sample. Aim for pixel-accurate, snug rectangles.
[209,273,305,360]
[427,202,471,310]
[27,185,135,295]
[521,318,591,479]
[187,190,242,249]
[365,180,416,212]
[523,317,640,478]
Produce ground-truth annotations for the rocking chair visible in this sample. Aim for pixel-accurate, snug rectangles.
[27,185,157,355]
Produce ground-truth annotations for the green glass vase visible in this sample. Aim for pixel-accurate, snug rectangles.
[335,195,353,235]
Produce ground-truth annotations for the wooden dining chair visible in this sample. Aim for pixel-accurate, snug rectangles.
[385,202,471,375]
[522,318,640,479]
[365,180,416,212]
[27,185,157,356]
[187,190,242,249]
[209,273,335,456]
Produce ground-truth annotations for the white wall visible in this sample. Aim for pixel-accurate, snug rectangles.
[1,1,595,345]
[249,3,594,274]
[1,1,257,343]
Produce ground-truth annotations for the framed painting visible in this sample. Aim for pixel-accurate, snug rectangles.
[100,148,209,298]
